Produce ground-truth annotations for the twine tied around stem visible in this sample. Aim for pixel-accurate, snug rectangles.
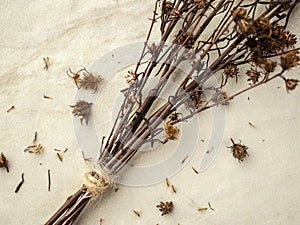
[83,170,112,197]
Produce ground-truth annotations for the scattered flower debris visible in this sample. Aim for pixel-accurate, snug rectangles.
[43,57,50,70]
[208,202,215,211]
[0,152,9,172]
[15,173,25,193]
[43,94,53,99]
[248,122,256,128]
[133,210,141,217]
[192,166,199,174]
[24,132,44,154]
[48,169,51,192]
[6,105,15,113]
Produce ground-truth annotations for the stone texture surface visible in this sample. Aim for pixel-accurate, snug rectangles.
[0,1,300,224]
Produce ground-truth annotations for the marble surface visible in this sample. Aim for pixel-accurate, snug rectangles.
[0,1,300,224]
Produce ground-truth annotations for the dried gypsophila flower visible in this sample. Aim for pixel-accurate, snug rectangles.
[157,201,173,216]
[0,152,9,172]
[246,69,261,84]
[70,100,92,125]
[228,139,249,163]
[280,49,300,70]
[285,78,298,92]
[79,69,102,93]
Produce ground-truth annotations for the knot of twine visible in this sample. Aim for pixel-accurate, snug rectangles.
[83,170,112,197]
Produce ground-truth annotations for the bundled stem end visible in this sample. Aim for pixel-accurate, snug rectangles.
[45,170,112,225]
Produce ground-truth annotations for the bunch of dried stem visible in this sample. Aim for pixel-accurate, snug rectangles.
[46,1,299,224]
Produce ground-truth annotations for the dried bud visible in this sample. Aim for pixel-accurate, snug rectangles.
[228,139,249,163]
[280,49,300,70]
[70,100,92,125]
[264,60,277,73]
[285,79,298,92]
[0,152,9,172]
[162,1,174,15]
[157,201,173,216]
[246,69,261,84]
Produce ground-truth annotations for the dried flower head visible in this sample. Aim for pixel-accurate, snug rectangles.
[124,70,138,83]
[280,50,300,70]
[282,31,297,48]
[285,79,298,92]
[228,139,249,163]
[79,69,102,93]
[264,60,277,73]
[70,100,92,125]
[224,63,239,82]
[164,121,179,140]
[0,152,9,172]
[246,69,261,84]
[232,8,254,36]
[157,201,173,216]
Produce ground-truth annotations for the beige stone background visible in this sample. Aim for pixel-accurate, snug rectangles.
[0,1,300,224]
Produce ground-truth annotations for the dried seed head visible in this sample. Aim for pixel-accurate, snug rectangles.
[228,139,249,163]
[70,100,92,125]
[246,69,261,84]
[285,79,298,92]
[157,201,173,216]
[79,70,102,93]
[280,50,300,70]
[264,60,277,73]
[0,152,9,172]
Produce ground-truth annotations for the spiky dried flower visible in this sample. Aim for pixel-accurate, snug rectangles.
[280,49,300,70]
[228,139,249,163]
[70,100,92,125]
[79,69,102,93]
[246,69,261,84]
[0,152,9,172]
[124,70,138,83]
[224,63,239,82]
[285,79,298,92]
[164,121,179,141]
[282,31,297,48]
[157,201,173,216]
